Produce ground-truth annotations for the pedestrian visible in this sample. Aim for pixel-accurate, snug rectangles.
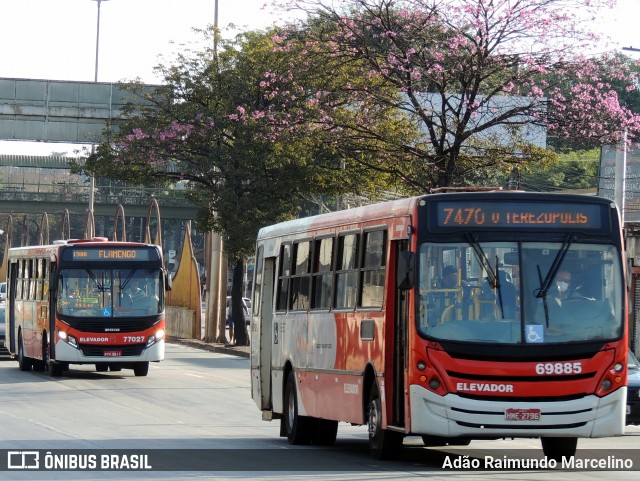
[226,312,235,344]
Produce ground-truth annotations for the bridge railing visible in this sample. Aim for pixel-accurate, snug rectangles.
[0,183,191,207]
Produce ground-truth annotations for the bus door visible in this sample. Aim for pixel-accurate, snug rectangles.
[7,260,18,354]
[251,247,275,412]
[391,240,409,427]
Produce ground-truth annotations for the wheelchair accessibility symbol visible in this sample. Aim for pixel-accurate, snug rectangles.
[526,325,544,343]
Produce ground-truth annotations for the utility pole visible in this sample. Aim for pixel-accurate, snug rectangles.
[204,0,229,343]
[88,0,110,238]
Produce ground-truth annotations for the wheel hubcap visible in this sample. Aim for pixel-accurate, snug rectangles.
[368,402,378,438]
[287,390,295,431]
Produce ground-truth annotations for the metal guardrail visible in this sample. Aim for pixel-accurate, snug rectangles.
[0,190,183,206]
[0,184,197,219]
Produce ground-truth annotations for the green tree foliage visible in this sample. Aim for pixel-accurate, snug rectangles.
[518,150,601,192]
[85,29,394,261]
[83,28,400,345]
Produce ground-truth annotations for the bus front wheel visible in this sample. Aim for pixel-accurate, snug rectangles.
[367,384,403,460]
[17,332,32,372]
[283,372,314,445]
[541,437,577,461]
[48,361,64,377]
[133,362,149,377]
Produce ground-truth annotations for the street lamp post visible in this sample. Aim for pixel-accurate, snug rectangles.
[88,0,109,235]
[93,0,109,83]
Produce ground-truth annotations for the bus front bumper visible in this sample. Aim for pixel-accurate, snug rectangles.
[53,338,165,364]
[409,384,626,439]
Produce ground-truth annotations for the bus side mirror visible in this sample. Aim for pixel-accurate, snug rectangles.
[397,251,415,290]
[165,271,173,291]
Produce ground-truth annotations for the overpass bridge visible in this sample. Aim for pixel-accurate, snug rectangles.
[0,154,197,220]
[0,77,197,221]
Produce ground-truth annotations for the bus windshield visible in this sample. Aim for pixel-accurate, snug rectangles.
[418,241,623,344]
[57,268,163,318]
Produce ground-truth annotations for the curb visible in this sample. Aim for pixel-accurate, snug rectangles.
[168,337,250,359]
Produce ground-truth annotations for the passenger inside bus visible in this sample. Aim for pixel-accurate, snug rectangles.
[125,279,145,302]
[124,278,160,314]
[479,270,517,319]
[441,265,458,289]
[425,266,460,322]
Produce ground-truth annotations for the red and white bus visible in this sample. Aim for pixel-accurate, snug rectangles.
[250,191,628,459]
[3,237,170,377]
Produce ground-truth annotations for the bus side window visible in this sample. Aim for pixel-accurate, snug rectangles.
[335,233,359,309]
[17,260,24,300]
[276,244,291,312]
[360,230,386,308]
[311,237,333,310]
[290,240,311,311]
[43,259,50,300]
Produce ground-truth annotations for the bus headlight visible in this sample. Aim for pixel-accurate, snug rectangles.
[58,331,78,348]
[146,330,165,347]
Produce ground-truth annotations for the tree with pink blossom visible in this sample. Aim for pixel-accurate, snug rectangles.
[267,0,640,188]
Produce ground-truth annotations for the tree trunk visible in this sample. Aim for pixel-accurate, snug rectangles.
[231,257,249,346]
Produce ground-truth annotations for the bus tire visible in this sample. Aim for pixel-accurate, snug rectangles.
[133,362,149,377]
[109,365,122,372]
[284,372,314,445]
[367,384,403,460]
[541,437,577,461]
[95,363,109,372]
[48,361,64,377]
[17,332,32,372]
[312,418,338,446]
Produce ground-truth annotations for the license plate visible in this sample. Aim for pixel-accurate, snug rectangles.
[104,351,122,357]
[505,408,541,421]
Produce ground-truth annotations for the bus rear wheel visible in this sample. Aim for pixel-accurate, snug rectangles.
[17,332,32,372]
[283,372,314,445]
[133,362,149,377]
[541,437,577,461]
[367,384,403,460]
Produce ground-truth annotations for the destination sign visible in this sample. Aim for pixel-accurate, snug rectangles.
[62,247,157,263]
[431,201,606,231]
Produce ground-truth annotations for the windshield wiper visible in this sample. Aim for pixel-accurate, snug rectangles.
[466,234,507,319]
[534,234,574,300]
[533,234,574,327]
[466,233,497,288]
[85,269,109,292]
[494,259,505,319]
[536,264,550,327]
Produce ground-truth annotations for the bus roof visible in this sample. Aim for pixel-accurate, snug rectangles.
[257,196,421,241]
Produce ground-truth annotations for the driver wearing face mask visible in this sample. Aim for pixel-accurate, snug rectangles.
[554,269,572,301]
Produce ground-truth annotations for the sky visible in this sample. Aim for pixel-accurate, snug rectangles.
[0,0,285,84]
[0,0,639,156]
[0,0,289,155]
